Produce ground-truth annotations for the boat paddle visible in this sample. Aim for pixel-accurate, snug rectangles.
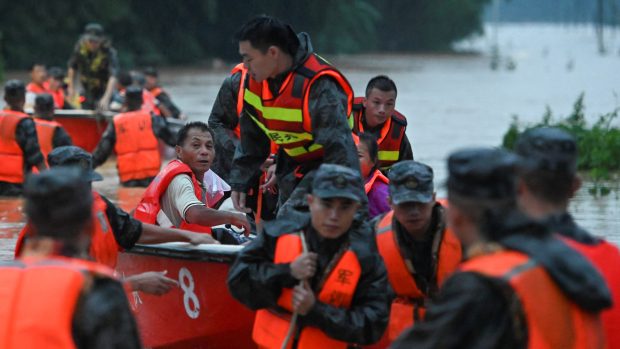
[281,230,309,349]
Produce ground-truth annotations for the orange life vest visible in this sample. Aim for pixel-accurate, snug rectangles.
[231,63,279,155]
[113,110,161,183]
[33,118,61,164]
[43,81,65,109]
[0,256,116,349]
[142,89,161,116]
[252,233,362,349]
[562,236,620,349]
[461,250,605,349]
[14,191,120,268]
[134,159,212,234]
[243,54,353,163]
[26,82,47,94]
[0,110,29,184]
[364,169,389,194]
[352,97,408,170]
[375,210,462,340]
[149,87,163,98]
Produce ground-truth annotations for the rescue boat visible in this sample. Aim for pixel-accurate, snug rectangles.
[28,109,184,152]
[116,242,255,348]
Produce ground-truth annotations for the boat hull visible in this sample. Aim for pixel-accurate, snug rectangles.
[116,243,255,349]
[54,114,108,152]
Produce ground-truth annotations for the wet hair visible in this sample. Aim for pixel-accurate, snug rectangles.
[365,75,397,97]
[520,169,574,205]
[359,132,379,165]
[117,70,133,87]
[34,93,54,115]
[176,121,214,146]
[4,79,26,107]
[48,66,65,80]
[235,15,299,56]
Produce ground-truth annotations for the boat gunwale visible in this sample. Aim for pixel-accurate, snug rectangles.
[123,242,243,263]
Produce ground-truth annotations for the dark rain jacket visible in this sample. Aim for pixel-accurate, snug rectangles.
[391,211,611,349]
[228,33,360,207]
[227,215,390,346]
[208,70,242,183]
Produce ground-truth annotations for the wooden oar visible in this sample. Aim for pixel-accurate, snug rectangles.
[281,231,309,349]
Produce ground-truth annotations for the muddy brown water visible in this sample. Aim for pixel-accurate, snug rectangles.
[2,23,620,260]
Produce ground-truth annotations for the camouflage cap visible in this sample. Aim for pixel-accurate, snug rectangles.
[447,148,520,200]
[47,146,103,182]
[83,22,104,41]
[515,127,578,174]
[311,164,363,202]
[24,167,93,239]
[388,160,434,204]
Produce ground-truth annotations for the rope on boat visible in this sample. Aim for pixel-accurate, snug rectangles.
[281,231,309,349]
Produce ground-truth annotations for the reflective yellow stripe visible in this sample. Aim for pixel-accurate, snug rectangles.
[284,143,323,157]
[247,112,313,145]
[244,89,303,122]
[378,150,399,161]
[348,111,354,129]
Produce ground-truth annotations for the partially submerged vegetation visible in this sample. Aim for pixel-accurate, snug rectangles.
[502,93,620,196]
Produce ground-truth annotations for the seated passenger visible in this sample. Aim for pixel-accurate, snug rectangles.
[352,75,413,172]
[134,121,251,243]
[25,63,48,109]
[45,66,72,109]
[92,86,176,187]
[357,132,390,218]
[15,146,219,295]
[144,67,185,119]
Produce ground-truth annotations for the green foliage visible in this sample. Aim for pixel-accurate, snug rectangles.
[502,94,620,195]
[0,0,490,70]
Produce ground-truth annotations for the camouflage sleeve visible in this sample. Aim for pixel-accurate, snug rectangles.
[92,122,116,168]
[151,114,176,147]
[15,118,44,168]
[307,76,360,173]
[208,72,242,179]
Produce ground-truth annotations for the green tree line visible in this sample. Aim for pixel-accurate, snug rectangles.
[0,0,490,72]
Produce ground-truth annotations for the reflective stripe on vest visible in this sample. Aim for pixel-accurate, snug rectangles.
[0,110,28,184]
[352,97,407,170]
[364,169,389,194]
[33,118,60,164]
[252,233,361,349]
[461,250,606,349]
[134,159,212,234]
[0,256,115,349]
[562,236,620,349]
[113,110,161,183]
[243,54,353,163]
[375,209,461,340]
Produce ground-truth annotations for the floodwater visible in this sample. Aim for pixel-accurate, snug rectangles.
[2,23,619,260]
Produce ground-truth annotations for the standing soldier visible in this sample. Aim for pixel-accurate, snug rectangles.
[208,62,278,221]
[374,160,461,344]
[1,167,141,348]
[392,148,610,348]
[515,127,620,348]
[92,86,176,187]
[230,15,361,219]
[352,75,413,172]
[0,80,46,196]
[228,164,389,348]
[67,23,119,110]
